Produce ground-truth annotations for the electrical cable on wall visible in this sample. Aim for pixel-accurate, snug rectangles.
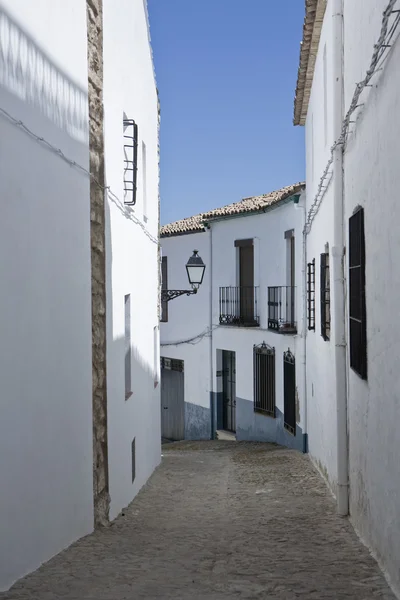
[161,324,219,347]
[304,0,400,235]
[0,105,159,246]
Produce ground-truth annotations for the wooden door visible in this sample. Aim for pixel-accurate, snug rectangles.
[161,358,184,440]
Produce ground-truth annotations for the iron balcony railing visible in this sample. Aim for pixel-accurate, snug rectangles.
[219,286,259,327]
[268,286,297,334]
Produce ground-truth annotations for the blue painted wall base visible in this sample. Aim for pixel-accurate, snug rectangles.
[236,396,307,452]
[185,401,211,440]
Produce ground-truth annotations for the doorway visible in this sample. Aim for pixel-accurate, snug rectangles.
[161,357,184,441]
[222,350,236,433]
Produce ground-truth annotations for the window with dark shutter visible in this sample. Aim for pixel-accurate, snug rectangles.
[253,343,275,417]
[123,118,138,205]
[161,256,168,323]
[320,251,330,340]
[349,207,367,379]
[307,259,316,331]
[283,349,296,435]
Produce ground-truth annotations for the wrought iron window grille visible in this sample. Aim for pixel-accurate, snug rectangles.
[253,342,276,417]
[320,252,331,341]
[307,259,316,331]
[283,349,296,435]
[123,118,138,206]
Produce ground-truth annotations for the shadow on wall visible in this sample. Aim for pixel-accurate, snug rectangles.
[105,185,161,521]
[0,5,94,591]
[0,4,88,142]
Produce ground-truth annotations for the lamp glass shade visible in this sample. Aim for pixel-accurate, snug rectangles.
[185,250,206,287]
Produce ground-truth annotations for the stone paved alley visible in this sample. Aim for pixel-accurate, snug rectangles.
[1,441,395,599]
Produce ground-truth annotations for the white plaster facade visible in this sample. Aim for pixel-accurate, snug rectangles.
[301,0,400,593]
[161,188,307,450]
[103,0,161,521]
[0,0,93,590]
[302,1,338,491]
[0,0,160,590]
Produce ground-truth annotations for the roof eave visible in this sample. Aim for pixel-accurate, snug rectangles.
[293,0,327,126]
[203,188,305,224]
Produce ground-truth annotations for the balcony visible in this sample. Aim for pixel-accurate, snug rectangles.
[268,286,297,334]
[219,286,259,327]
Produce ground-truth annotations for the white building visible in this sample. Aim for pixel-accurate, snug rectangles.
[294,0,400,593]
[160,183,307,451]
[0,0,160,590]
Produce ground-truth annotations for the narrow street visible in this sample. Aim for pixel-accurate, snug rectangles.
[1,441,394,599]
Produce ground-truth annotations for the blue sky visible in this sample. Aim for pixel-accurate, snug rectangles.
[147,0,306,225]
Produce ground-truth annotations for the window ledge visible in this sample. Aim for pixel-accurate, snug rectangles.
[254,408,276,419]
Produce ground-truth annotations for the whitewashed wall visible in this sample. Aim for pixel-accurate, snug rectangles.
[103,0,161,521]
[210,199,306,450]
[161,194,306,448]
[160,230,212,439]
[303,2,339,490]
[0,0,93,590]
[343,2,400,593]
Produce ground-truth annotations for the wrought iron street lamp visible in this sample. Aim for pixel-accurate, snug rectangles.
[161,250,206,302]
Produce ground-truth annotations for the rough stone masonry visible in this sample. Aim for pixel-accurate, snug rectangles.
[87,0,110,527]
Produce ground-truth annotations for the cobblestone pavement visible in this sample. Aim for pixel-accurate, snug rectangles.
[1,441,395,599]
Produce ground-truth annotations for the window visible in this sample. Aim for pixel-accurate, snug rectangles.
[125,294,132,399]
[161,256,168,322]
[307,259,316,330]
[253,343,275,417]
[323,44,328,146]
[131,438,136,483]
[123,118,138,205]
[142,141,148,221]
[153,325,160,388]
[283,349,296,435]
[320,250,330,340]
[349,207,367,379]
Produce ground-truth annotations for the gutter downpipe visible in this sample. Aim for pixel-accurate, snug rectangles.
[302,193,308,453]
[332,0,349,516]
[209,224,214,439]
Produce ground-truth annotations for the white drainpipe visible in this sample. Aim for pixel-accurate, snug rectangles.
[332,0,348,516]
[209,224,214,438]
[301,196,308,449]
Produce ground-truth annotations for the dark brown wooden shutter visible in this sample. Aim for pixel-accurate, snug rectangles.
[161,256,168,322]
[236,239,255,324]
[349,207,367,379]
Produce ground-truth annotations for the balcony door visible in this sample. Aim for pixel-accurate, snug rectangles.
[235,238,254,324]
[285,230,295,326]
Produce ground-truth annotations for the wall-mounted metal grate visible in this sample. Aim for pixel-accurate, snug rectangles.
[253,342,275,417]
[320,252,330,341]
[161,357,184,372]
[123,118,138,205]
[307,259,316,331]
[349,207,367,380]
[283,349,296,435]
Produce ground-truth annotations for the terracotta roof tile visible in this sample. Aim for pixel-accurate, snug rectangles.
[293,0,327,126]
[160,213,205,237]
[160,182,305,238]
[202,182,304,220]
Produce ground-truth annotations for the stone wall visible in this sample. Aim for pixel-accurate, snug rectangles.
[87,0,110,527]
